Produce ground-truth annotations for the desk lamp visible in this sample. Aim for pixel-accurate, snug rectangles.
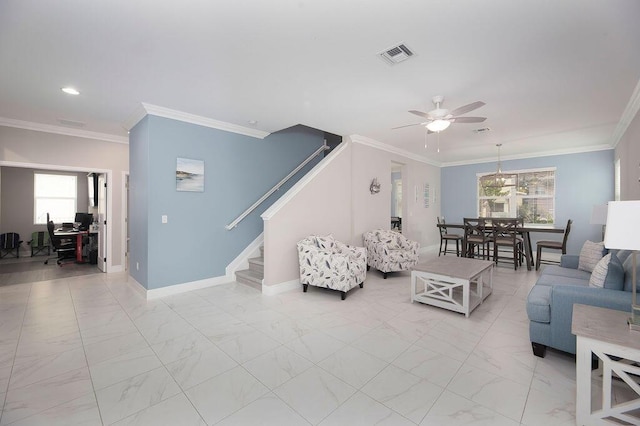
[604,201,640,331]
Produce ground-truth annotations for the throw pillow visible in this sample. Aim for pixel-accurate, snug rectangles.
[315,234,335,250]
[604,252,625,291]
[578,240,605,273]
[589,254,611,288]
[589,253,625,290]
[623,253,640,292]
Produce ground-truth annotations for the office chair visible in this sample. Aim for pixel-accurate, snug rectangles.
[45,220,76,266]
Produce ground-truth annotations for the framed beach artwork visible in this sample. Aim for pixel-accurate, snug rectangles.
[176,157,204,192]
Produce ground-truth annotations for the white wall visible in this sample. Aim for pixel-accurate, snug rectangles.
[263,137,441,288]
[263,143,353,286]
[615,109,640,200]
[0,126,129,269]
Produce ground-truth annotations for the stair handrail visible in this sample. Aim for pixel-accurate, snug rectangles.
[225,142,330,230]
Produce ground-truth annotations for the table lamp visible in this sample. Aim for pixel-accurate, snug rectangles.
[590,204,608,241]
[604,201,640,331]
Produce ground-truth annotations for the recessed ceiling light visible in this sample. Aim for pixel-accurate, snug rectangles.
[61,87,80,95]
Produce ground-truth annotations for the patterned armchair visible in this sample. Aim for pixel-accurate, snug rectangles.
[297,235,367,300]
[363,229,420,279]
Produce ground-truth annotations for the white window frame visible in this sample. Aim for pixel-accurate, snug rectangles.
[34,172,78,224]
[477,167,556,225]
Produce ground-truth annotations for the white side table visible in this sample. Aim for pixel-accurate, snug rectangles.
[572,304,640,425]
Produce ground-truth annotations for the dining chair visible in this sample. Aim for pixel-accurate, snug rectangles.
[492,218,524,270]
[437,217,463,256]
[536,219,573,270]
[463,217,491,259]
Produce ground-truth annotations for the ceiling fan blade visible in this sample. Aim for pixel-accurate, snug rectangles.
[392,123,422,129]
[449,101,485,117]
[451,116,487,123]
[408,110,432,119]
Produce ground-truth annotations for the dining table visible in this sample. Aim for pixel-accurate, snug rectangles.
[437,221,566,271]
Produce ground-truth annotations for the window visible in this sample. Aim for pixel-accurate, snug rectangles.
[34,173,77,224]
[478,168,555,224]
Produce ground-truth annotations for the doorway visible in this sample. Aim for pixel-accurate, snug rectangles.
[391,162,403,232]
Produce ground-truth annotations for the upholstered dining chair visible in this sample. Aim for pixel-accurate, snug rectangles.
[463,218,491,259]
[492,218,524,270]
[536,219,573,270]
[437,217,463,256]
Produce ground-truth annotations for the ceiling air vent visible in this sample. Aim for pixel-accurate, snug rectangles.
[378,43,415,65]
[472,127,491,134]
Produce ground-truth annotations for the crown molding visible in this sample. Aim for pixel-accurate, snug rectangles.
[441,143,613,167]
[610,77,640,148]
[348,134,441,167]
[125,103,271,139]
[0,117,128,144]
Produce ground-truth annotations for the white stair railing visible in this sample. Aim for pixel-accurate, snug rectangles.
[225,143,330,230]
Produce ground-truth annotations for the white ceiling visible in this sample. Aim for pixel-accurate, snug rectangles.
[1,0,639,164]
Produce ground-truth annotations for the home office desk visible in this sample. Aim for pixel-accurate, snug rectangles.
[54,229,97,263]
[436,222,565,270]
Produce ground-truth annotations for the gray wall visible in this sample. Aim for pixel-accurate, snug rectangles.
[0,167,89,254]
[129,116,325,290]
[0,126,129,269]
[441,149,615,255]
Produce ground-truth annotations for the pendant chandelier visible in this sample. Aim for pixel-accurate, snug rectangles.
[480,143,517,187]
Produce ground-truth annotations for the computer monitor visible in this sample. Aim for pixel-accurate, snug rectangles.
[74,213,93,231]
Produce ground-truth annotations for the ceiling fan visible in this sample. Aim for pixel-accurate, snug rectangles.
[394,95,487,133]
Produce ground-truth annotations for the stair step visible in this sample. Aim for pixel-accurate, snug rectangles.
[248,256,264,273]
[235,268,262,291]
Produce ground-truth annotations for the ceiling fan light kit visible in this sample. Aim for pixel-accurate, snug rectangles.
[398,95,487,135]
[426,119,451,133]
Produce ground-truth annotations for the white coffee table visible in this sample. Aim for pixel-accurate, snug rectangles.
[411,257,494,317]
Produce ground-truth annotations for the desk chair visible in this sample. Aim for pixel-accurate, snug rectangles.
[0,233,23,259]
[536,219,573,270]
[45,221,76,266]
[437,217,462,256]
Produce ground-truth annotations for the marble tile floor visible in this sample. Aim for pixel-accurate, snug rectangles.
[0,254,630,425]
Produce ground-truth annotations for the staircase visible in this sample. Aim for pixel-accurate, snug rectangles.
[235,246,264,291]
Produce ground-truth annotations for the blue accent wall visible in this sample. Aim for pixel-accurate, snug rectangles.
[129,116,149,287]
[129,117,324,290]
[441,150,614,254]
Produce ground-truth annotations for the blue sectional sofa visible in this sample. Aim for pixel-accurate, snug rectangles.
[527,251,636,357]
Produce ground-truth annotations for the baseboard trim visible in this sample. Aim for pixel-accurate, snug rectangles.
[127,276,148,299]
[146,275,233,300]
[128,274,234,300]
[262,278,301,295]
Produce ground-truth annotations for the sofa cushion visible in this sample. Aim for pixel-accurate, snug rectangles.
[541,265,591,281]
[611,249,633,265]
[623,254,640,292]
[527,285,552,323]
[578,240,605,273]
[535,273,590,288]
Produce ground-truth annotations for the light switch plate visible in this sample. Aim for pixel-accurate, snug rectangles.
[161,215,168,224]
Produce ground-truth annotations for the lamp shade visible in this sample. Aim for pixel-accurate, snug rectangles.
[604,201,640,250]
[590,204,608,225]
